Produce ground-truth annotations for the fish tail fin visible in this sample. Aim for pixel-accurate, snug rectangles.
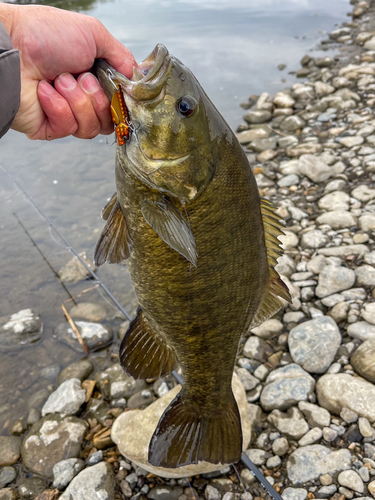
[148,389,242,468]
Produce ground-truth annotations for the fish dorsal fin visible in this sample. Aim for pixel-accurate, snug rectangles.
[94,200,133,266]
[250,198,291,328]
[120,307,178,379]
[101,193,117,220]
[141,197,198,267]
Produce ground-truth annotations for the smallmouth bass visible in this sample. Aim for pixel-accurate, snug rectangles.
[93,44,290,469]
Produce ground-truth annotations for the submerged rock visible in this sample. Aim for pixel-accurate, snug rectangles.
[58,252,96,283]
[54,321,112,352]
[0,309,42,348]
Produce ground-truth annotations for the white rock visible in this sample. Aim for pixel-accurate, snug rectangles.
[300,230,328,249]
[315,266,355,298]
[360,214,375,232]
[318,245,369,258]
[352,185,375,202]
[318,191,350,211]
[355,265,375,286]
[338,470,364,493]
[347,321,375,341]
[59,462,115,500]
[307,255,327,274]
[298,155,338,183]
[338,136,364,148]
[280,231,299,250]
[251,319,283,340]
[273,91,295,108]
[298,401,331,428]
[362,303,375,325]
[282,488,307,500]
[42,379,86,417]
[314,82,335,97]
[268,407,309,440]
[298,427,323,447]
[111,373,250,478]
[316,211,357,229]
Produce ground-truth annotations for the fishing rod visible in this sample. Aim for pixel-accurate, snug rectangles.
[2,165,283,500]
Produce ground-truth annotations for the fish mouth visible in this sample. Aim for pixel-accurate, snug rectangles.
[93,44,171,102]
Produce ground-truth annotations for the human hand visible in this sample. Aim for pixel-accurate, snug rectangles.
[0,4,136,140]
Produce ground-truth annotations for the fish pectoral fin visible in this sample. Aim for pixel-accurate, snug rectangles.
[94,200,133,266]
[119,307,178,379]
[101,193,117,220]
[250,198,292,328]
[148,389,242,468]
[141,197,198,267]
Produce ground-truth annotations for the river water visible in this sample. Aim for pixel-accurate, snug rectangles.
[0,0,350,431]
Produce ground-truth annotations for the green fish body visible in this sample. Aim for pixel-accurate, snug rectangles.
[93,45,290,468]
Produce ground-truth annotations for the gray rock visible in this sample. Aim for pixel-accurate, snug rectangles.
[359,214,375,232]
[147,485,184,500]
[272,437,289,456]
[315,82,335,97]
[316,374,375,422]
[322,427,338,442]
[59,462,115,500]
[274,91,295,108]
[298,402,331,428]
[362,303,375,325]
[21,414,88,478]
[54,321,112,352]
[52,458,85,489]
[352,185,375,202]
[204,485,221,500]
[315,266,355,298]
[0,468,16,489]
[307,255,327,274]
[365,443,375,460]
[280,116,305,132]
[355,265,375,287]
[27,389,49,410]
[347,322,375,341]
[316,211,357,229]
[244,449,271,466]
[340,407,358,424]
[243,110,272,124]
[278,174,300,187]
[298,427,323,446]
[318,191,350,211]
[351,339,375,383]
[236,128,270,145]
[87,450,103,465]
[316,485,337,498]
[260,364,315,411]
[58,252,96,283]
[280,231,299,250]
[237,369,259,391]
[0,309,42,348]
[286,445,351,485]
[267,455,281,468]
[58,360,93,385]
[249,137,278,152]
[298,155,340,183]
[127,389,154,409]
[301,230,328,249]
[42,378,86,416]
[18,477,48,499]
[0,437,21,466]
[0,488,16,500]
[268,407,309,440]
[338,136,364,148]
[365,251,375,266]
[288,316,341,373]
[281,488,307,500]
[250,319,283,340]
[276,254,296,277]
[338,470,364,493]
[358,418,373,438]
[40,364,60,381]
[318,245,369,258]
[69,302,107,322]
[243,336,272,361]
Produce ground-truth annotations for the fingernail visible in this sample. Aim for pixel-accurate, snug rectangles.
[57,73,77,91]
[80,73,100,93]
[39,80,54,95]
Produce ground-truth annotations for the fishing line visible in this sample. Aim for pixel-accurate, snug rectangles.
[2,164,283,500]
[231,462,249,497]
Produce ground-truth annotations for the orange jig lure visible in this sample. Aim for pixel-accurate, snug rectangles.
[110,84,130,146]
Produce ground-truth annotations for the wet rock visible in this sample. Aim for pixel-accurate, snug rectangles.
[267,407,309,440]
[243,110,272,124]
[41,379,86,416]
[59,462,115,500]
[127,389,154,409]
[315,266,355,298]
[52,458,85,490]
[0,309,42,348]
[21,414,88,478]
[288,316,341,373]
[54,321,112,352]
[57,360,93,385]
[286,445,351,485]
[18,477,48,499]
[40,364,60,381]
[0,468,16,489]
[338,471,364,493]
[355,265,375,287]
[280,116,305,132]
[69,302,107,322]
[316,373,375,422]
[111,373,250,478]
[260,364,315,411]
[236,128,269,145]
[0,437,21,466]
[347,321,375,341]
[351,339,375,383]
[58,252,96,283]
[27,389,50,411]
[249,137,278,152]
[274,91,295,108]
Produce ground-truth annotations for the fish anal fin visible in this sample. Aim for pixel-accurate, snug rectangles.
[148,390,242,468]
[250,198,292,328]
[119,308,178,379]
[94,200,133,267]
[141,197,197,267]
[101,193,117,220]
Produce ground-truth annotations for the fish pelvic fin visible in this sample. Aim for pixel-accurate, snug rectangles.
[94,198,133,266]
[250,198,292,328]
[148,389,242,468]
[141,197,198,267]
[119,307,178,379]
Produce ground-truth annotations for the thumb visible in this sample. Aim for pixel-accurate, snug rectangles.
[92,20,137,77]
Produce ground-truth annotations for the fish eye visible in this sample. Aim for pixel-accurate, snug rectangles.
[176,96,197,117]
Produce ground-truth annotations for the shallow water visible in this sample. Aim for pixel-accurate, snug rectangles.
[0,0,349,431]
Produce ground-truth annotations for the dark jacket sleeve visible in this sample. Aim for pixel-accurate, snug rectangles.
[0,21,21,139]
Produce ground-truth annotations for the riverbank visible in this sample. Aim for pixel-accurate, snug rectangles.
[1,0,375,498]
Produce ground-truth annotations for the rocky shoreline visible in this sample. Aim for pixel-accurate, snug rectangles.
[2,0,375,498]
